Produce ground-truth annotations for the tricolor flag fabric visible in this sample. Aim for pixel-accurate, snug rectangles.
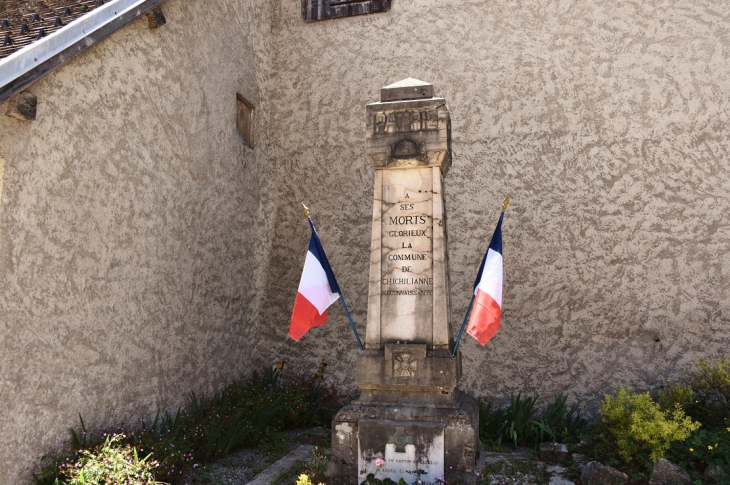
[288,221,341,341]
[466,212,504,346]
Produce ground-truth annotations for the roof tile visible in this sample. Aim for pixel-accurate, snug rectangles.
[0,0,105,59]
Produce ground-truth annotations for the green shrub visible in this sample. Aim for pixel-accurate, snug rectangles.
[656,382,694,412]
[686,356,730,426]
[34,363,346,485]
[533,393,591,445]
[59,434,163,485]
[503,393,538,447]
[479,393,590,449]
[670,427,730,480]
[478,400,509,447]
[479,393,537,447]
[601,387,701,463]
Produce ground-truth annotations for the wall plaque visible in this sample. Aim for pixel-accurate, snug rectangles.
[301,0,391,22]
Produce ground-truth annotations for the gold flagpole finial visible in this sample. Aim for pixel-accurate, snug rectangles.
[502,194,510,212]
[301,202,311,219]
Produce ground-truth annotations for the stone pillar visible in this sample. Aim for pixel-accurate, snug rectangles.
[364,78,452,351]
[329,79,478,485]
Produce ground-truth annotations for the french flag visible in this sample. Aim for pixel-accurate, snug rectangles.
[288,221,341,341]
[466,212,504,346]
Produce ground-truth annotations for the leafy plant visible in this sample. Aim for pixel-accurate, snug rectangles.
[686,356,730,427]
[656,382,694,412]
[478,393,537,448]
[669,427,730,480]
[533,393,591,445]
[361,477,408,485]
[503,393,538,447]
[34,363,346,485]
[479,393,590,449]
[59,434,164,485]
[601,386,701,463]
[479,400,509,447]
[295,473,325,485]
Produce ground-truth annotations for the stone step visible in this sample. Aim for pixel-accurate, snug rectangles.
[245,444,315,485]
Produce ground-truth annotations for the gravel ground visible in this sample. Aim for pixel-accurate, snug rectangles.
[181,446,292,484]
[176,431,577,485]
[178,428,330,485]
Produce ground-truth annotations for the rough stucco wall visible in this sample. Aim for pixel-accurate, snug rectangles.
[0,155,5,220]
[2,0,730,480]
[0,0,270,481]
[258,0,730,408]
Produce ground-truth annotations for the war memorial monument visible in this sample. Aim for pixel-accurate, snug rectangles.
[328,79,480,484]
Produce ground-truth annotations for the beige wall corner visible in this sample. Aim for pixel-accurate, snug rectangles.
[0,0,273,481]
[0,152,4,238]
[0,153,4,206]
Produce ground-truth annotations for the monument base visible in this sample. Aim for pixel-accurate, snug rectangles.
[328,395,478,485]
[328,346,478,485]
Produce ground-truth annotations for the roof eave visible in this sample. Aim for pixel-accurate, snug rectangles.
[0,0,166,105]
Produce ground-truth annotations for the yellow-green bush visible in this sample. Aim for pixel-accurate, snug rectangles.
[601,387,701,463]
[689,356,730,410]
[657,382,694,412]
[60,434,163,485]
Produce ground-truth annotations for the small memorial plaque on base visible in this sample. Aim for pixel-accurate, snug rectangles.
[359,420,444,484]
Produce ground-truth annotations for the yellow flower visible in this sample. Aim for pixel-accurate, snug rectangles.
[708,445,713,450]
[727,427,730,432]
[689,448,694,452]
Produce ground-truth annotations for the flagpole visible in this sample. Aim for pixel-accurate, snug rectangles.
[451,293,475,356]
[302,203,364,351]
[451,195,510,356]
[339,296,364,350]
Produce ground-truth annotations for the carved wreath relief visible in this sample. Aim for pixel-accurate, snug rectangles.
[393,352,418,377]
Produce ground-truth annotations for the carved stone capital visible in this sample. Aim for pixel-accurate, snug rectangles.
[366,79,451,175]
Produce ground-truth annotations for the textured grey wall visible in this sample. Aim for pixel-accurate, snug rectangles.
[0,0,270,481]
[256,0,730,409]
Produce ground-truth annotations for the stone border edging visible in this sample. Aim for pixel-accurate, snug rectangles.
[245,444,315,485]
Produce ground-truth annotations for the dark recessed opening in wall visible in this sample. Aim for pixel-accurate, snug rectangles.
[236,93,254,149]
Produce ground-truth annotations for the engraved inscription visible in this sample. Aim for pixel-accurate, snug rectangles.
[372,109,439,134]
[381,187,432,297]
[379,169,434,342]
